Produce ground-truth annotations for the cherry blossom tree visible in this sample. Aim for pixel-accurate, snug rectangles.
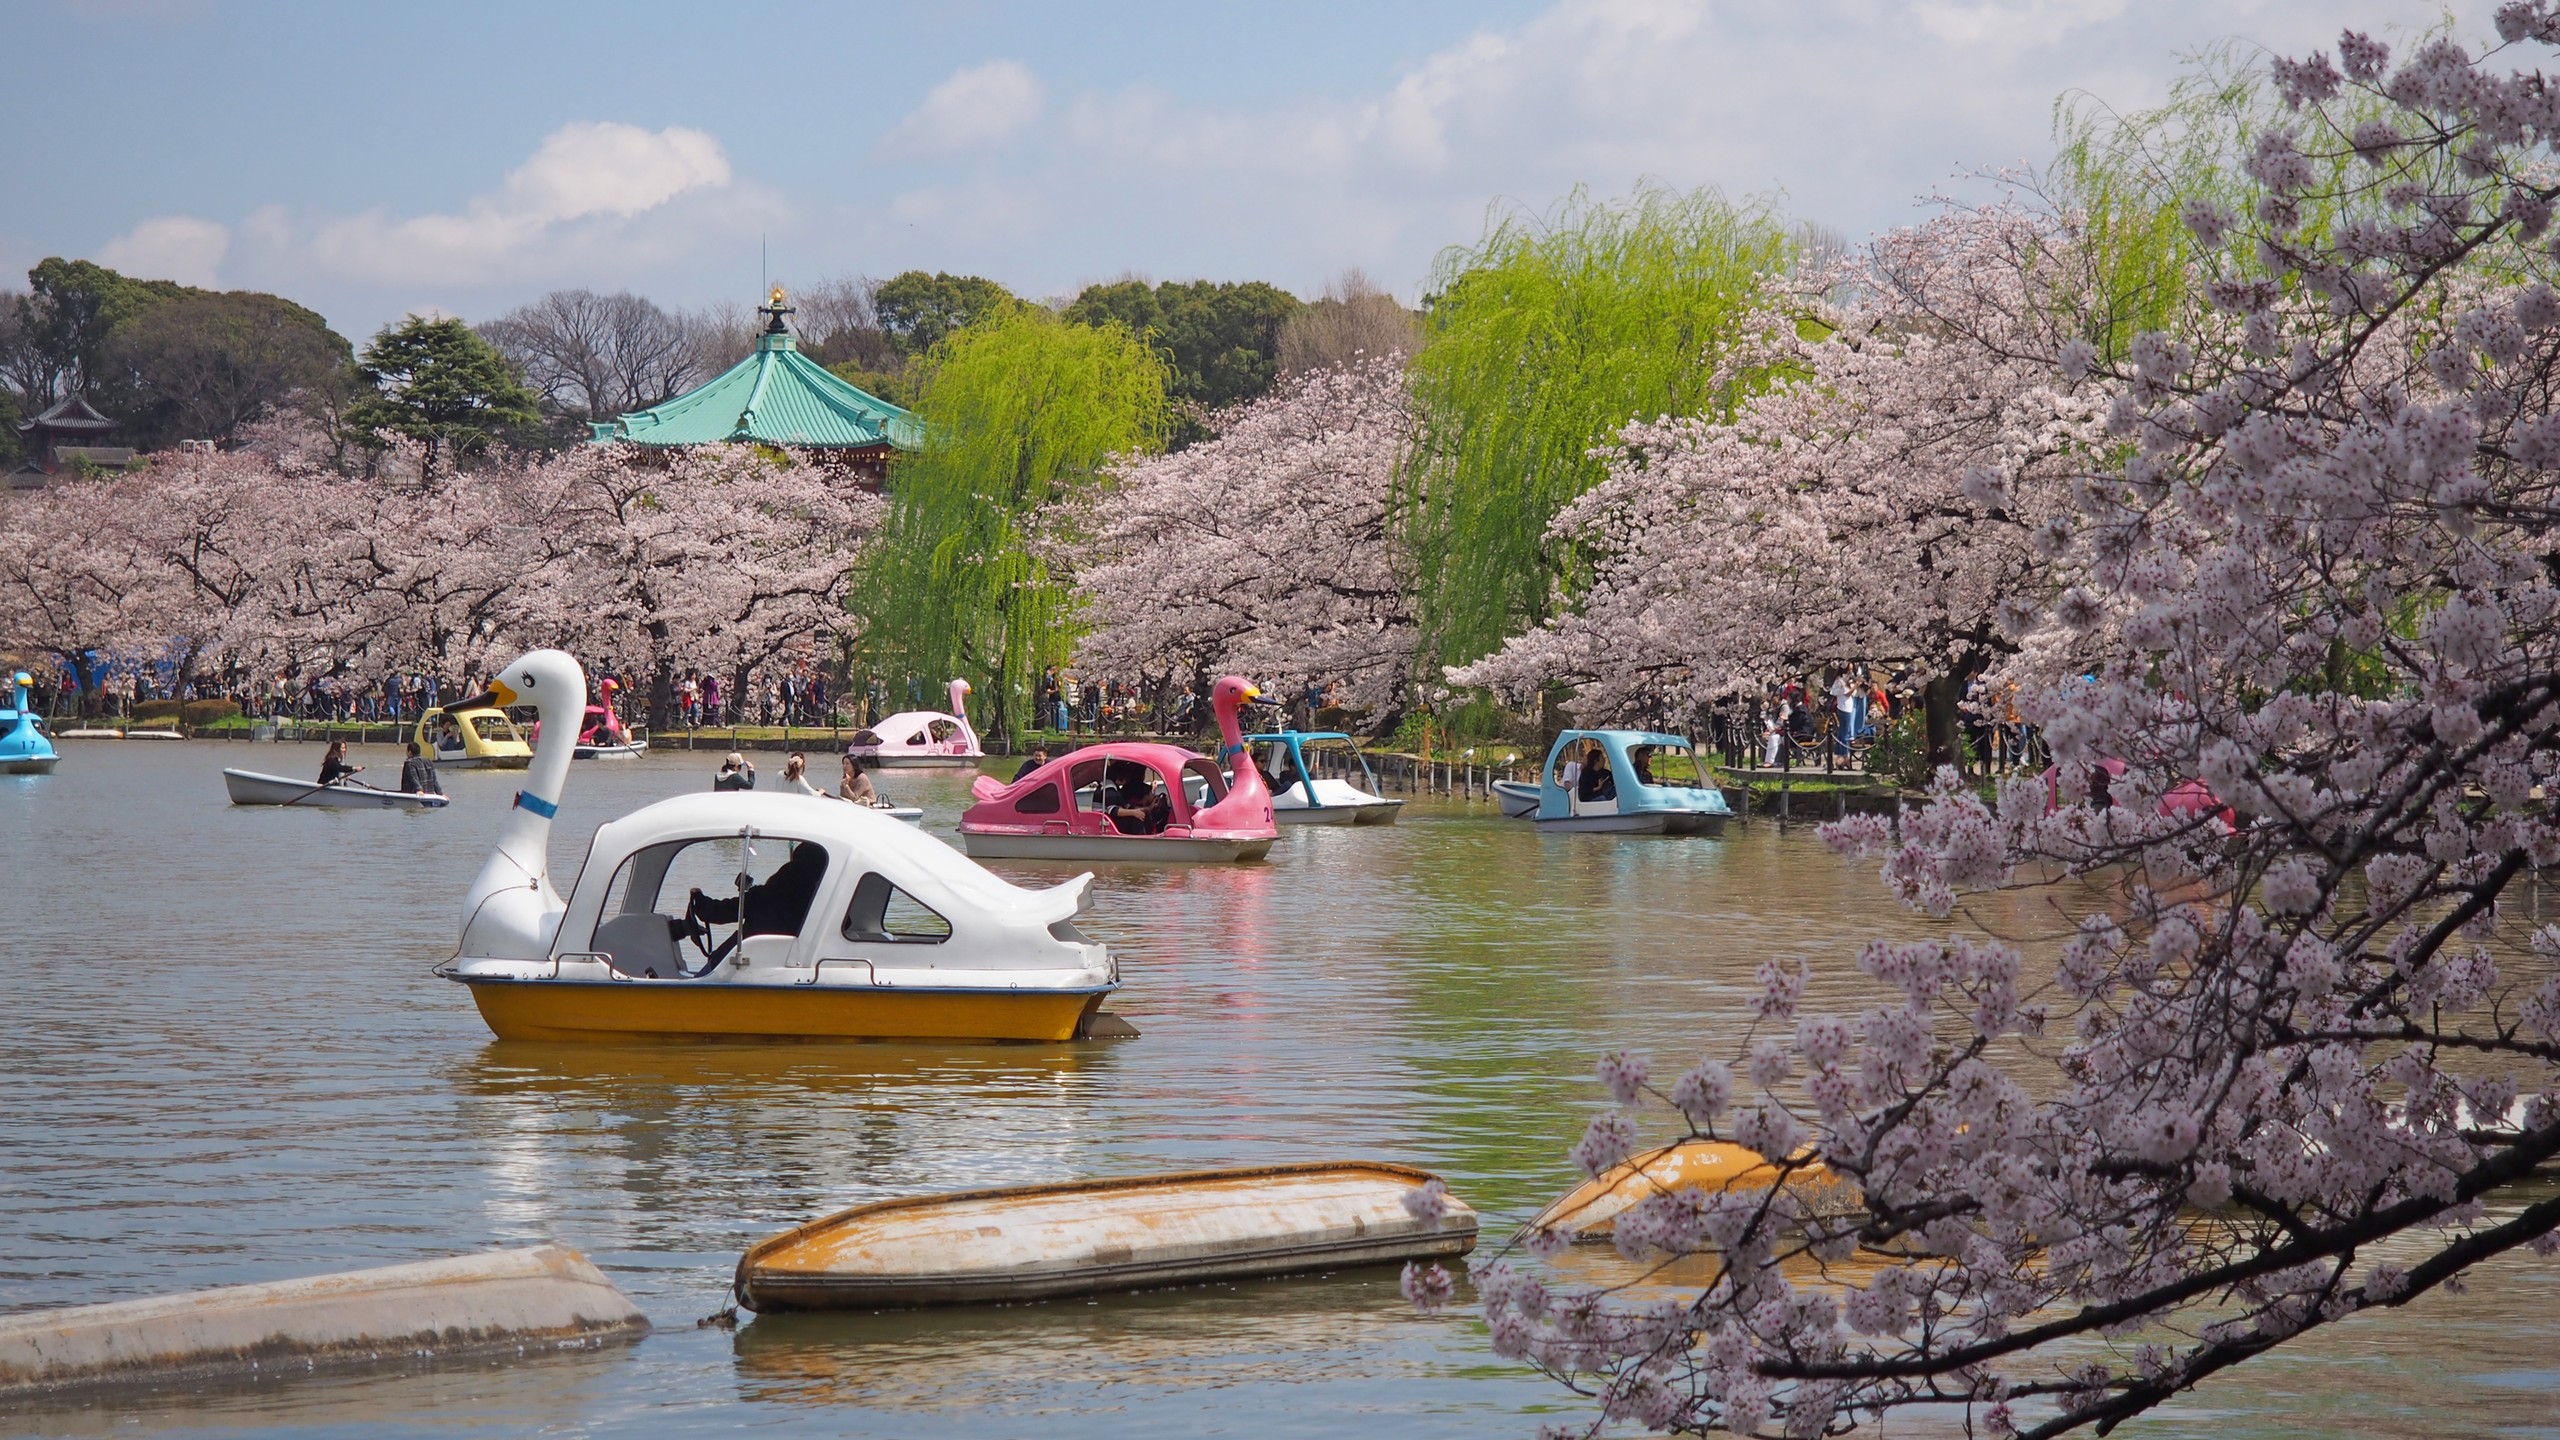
[1451,213,2104,760]
[1066,356,1417,721]
[1432,16,2560,1436]
[0,474,182,712]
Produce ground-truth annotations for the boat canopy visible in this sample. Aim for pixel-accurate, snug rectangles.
[1243,730,1378,807]
[557,792,1093,974]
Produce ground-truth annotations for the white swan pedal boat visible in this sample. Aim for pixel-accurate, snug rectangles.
[223,767,450,810]
[435,650,1120,1044]
[733,1161,1477,1311]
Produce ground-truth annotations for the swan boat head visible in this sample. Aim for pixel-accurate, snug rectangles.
[454,649,587,959]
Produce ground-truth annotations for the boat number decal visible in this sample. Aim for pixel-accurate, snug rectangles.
[514,790,560,818]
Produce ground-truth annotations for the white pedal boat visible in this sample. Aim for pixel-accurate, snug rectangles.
[434,649,1121,1044]
[1246,729,1403,826]
[576,738,649,760]
[223,767,450,810]
[733,1161,1476,1311]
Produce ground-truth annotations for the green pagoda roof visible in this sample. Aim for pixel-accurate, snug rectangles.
[594,311,918,451]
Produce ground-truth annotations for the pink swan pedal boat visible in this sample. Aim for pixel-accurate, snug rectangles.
[529,678,648,760]
[958,677,1277,863]
[846,678,983,769]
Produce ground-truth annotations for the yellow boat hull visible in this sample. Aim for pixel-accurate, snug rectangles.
[460,979,1108,1044]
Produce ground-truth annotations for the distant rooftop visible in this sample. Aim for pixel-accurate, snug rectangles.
[591,289,919,455]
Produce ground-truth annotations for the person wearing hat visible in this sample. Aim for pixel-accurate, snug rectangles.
[713,752,757,790]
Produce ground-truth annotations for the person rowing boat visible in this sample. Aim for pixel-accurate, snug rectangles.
[319,740,367,789]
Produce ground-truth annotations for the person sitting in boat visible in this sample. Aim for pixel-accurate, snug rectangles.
[1577,745,1616,802]
[318,740,363,788]
[687,841,829,951]
[1103,760,1173,835]
[1011,744,1050,782]
[1265,746,1304,796]
[398,741,442,796]
[781,752,826,796]
[435,716,463,755]
[839,753,884,806]
[713,752,756,790]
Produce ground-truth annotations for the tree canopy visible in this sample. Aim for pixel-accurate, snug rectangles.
[852,305,1165,738]
[1403,185,1797,679]
[1063,278,1303,423]
[871,271,1019,358]
[343,316,540,477]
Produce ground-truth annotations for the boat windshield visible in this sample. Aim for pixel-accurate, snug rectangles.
[1627,743,1709,787]
[473,713,522,743]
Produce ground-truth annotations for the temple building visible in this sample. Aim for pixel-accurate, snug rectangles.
[590,288,917,485]
[9,394,137,490]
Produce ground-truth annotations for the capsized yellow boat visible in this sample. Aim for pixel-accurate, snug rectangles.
[435,650,1121,1044]
[1530,1139,1842,1240]
[735,1161,1477,1311]
[415,702,531,769]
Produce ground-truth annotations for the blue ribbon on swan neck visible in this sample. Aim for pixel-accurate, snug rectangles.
[514,790,559,818]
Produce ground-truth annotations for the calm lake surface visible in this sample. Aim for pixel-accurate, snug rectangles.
[3,742,2556,1438]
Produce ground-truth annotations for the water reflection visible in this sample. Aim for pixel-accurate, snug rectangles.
[2,742,2555,1437]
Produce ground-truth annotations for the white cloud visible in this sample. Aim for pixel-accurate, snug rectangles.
[289,121,732,286]
[880,60,1046,156]
[95,214,228,287]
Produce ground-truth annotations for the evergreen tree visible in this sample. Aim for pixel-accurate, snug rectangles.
[343,316,540,477]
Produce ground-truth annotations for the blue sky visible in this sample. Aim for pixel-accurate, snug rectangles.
[0,0,2497,340]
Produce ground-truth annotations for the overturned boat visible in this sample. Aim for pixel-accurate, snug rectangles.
[435,650,1120,1044]
[222,767,449,810]
[734,1161,1476,1311]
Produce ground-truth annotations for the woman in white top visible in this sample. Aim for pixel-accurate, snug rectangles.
[780,752,826,796]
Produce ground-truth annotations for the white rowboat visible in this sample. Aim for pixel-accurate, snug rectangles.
[734,1161,1475,1311]
[222,768,450,810]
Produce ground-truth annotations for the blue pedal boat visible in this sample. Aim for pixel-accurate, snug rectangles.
[1490,729,1731,835]
[1243,730,1403,826]
[0,670,60,774]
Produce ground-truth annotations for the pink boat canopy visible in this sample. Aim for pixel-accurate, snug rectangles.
[957,677,1277,862]
[847,679,983,766]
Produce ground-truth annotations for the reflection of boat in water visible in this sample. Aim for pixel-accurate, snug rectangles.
[736,1162,1476,1311]
[1246,729,1402,826]
[1492,729,1732,835]
[222,767,449,810]
[845,679,983,769]
[435,649,1121,1044]
[414,700,533,769]
[959,678,1276,862]
[731,1262,1450,1411]
[0,671,59,774]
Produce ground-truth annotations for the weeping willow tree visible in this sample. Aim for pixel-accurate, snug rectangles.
[853,306,1165,740]
[1402,185,1797,686]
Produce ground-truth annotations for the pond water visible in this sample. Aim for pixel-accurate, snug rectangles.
[2,742,2555,1438]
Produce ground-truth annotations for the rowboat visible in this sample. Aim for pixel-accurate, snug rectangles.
[1529,1139,1843,1240]
[435,649,1122,1044]
[733,1161,1476,1311]
[0,672,59,775]
[846,678,983,769]
[223,767,450,810]
[958,677,1277,863]
[1498,729,1732,835]
[1246,729,1403,826]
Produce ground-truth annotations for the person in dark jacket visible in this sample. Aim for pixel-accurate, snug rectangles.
[688,842,829,944]
[398,741,442,795]
[318,740,363,788]
[1011,745,1050,782]
[713,752,756,790]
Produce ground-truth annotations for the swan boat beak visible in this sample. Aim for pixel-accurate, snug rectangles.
[452,678,521,712]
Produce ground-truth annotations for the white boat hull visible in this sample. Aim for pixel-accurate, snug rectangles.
[959,830,1273,863]
[428,754,530,770]
[574,740,649,760]
[223,768,450,810]
[1273,800,1402,826]
[1534,809,1725,835]
[1491,780,1540,818]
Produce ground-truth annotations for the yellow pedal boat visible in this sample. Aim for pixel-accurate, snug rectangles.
[415,701,532,769]
[435,650,1121,1044]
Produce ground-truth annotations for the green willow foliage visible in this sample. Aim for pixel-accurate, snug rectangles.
[1402,185,1795,679]
[853,306,1165,738]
